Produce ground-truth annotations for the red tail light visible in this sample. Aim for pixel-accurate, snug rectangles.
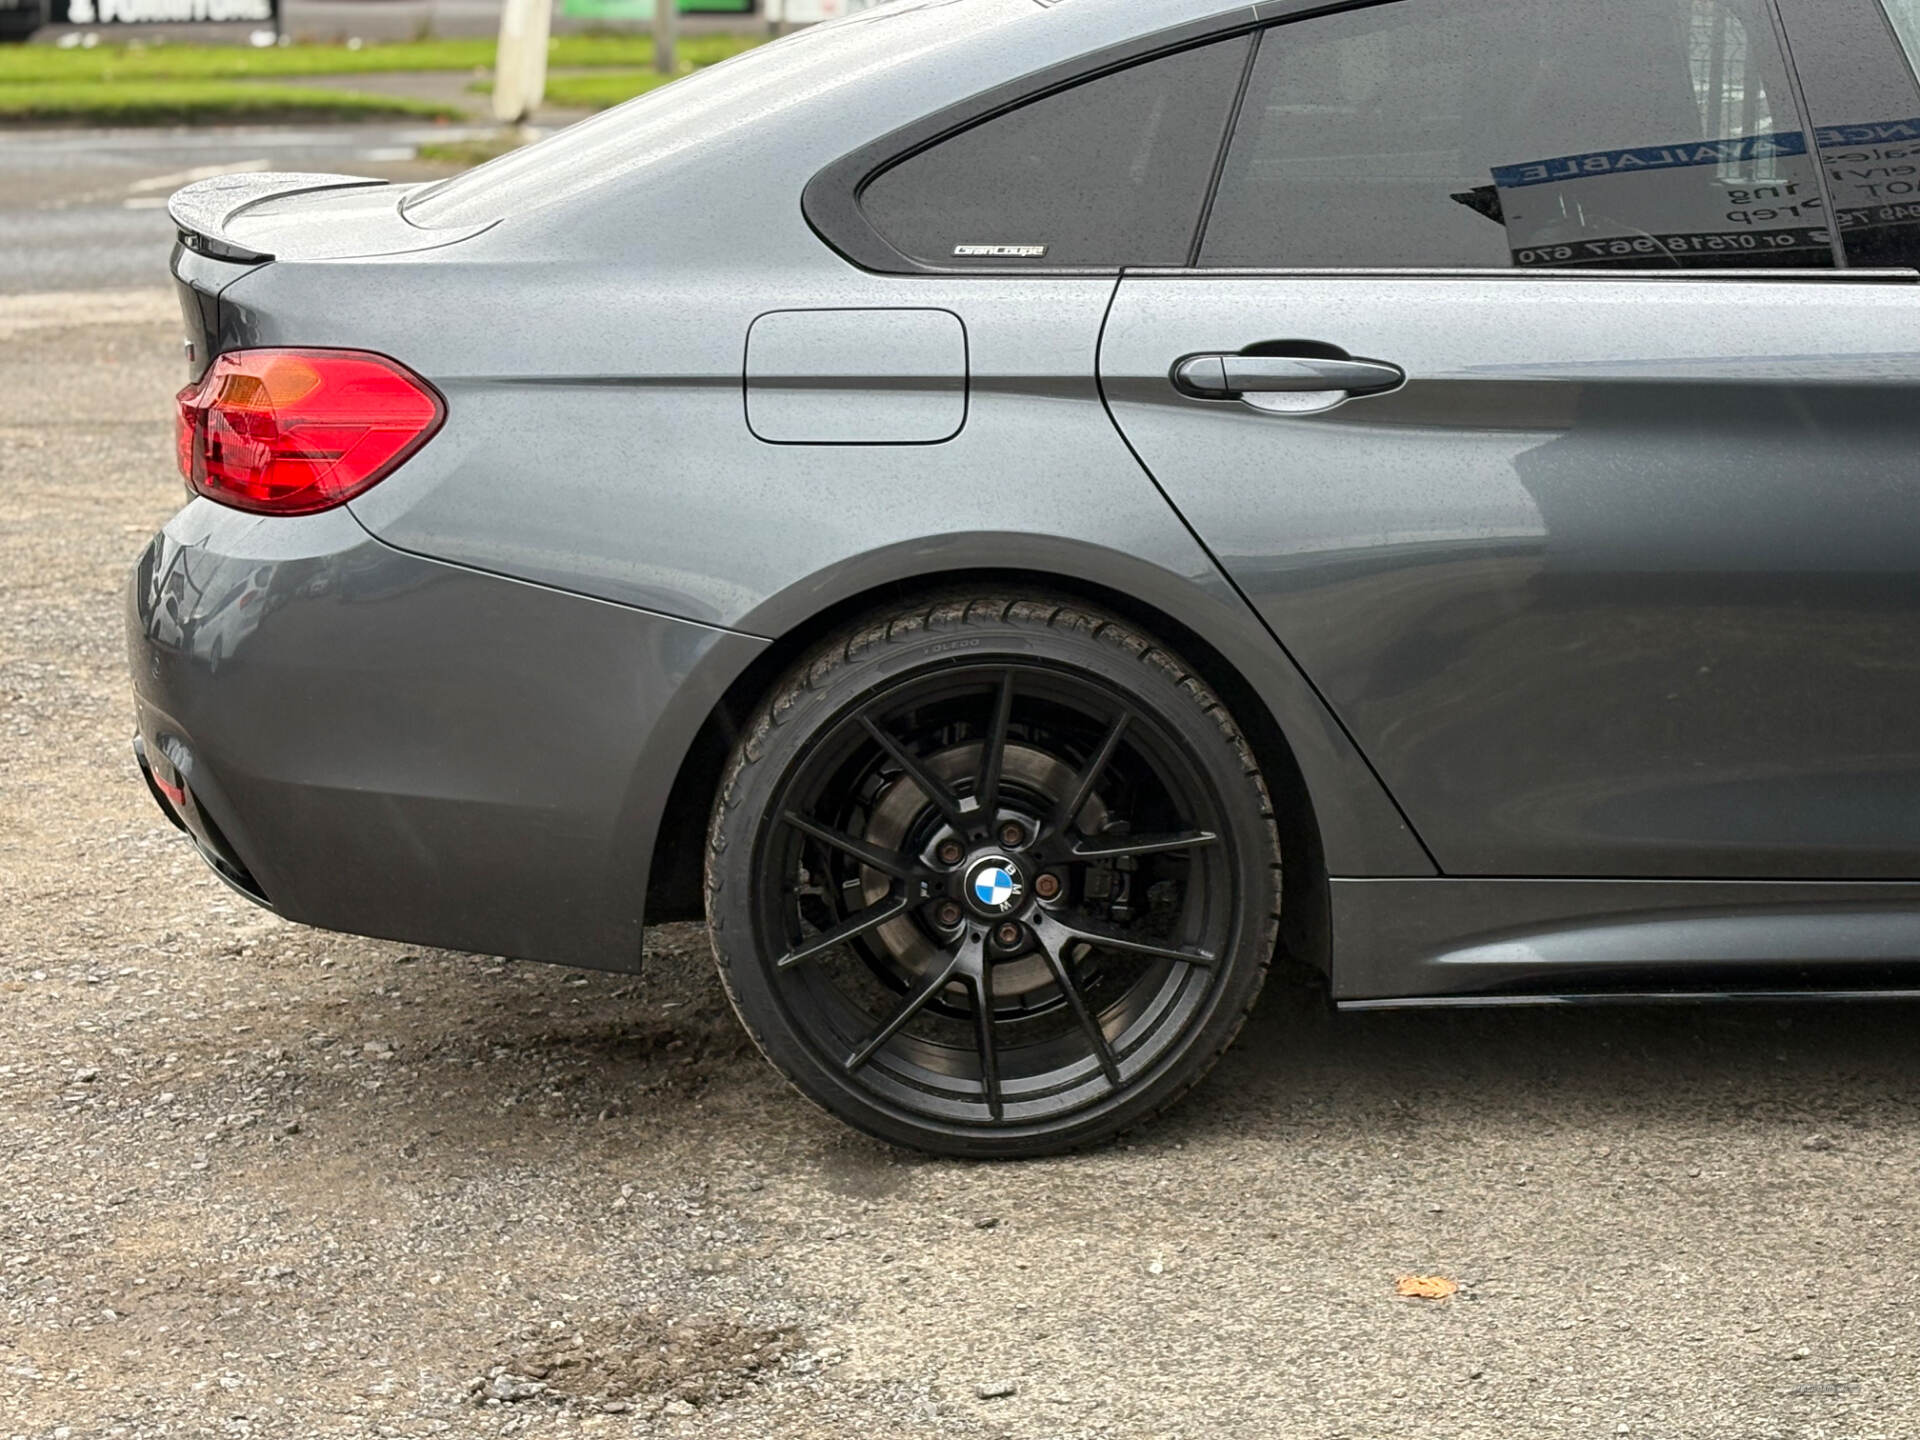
[174,349,443,516]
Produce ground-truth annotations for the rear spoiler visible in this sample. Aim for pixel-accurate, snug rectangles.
[168,172,388,263]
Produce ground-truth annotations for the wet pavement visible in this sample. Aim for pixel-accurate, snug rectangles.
[0,120,500,293]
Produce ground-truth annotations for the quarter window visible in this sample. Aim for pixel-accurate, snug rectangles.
[859,37,1250,269]
[1201,0,1835,270]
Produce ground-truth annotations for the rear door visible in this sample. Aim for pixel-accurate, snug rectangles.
[1099,0,1920,880]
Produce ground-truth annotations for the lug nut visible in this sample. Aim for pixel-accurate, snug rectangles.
[999,821,1025,848]
[1033,872,1062,901]
[937,840,965,866]
[936,901,963,927]
[994,922,1023,948]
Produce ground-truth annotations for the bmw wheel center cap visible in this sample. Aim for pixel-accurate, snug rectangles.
[965,855,1025,916]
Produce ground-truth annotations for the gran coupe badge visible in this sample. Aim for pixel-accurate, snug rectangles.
[952,244,1049,258]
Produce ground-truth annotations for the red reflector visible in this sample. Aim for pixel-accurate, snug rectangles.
[175,349,443,516]
[175,381,199,481]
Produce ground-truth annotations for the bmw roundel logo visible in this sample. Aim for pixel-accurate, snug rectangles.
[966,857,1024,915]
[974,867,1015,907]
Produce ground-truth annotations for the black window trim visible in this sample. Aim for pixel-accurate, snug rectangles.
[1188,26,1267,267]
[1762,0,1851,268]
[807,0,1920,281]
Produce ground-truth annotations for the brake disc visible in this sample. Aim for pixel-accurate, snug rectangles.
[858,741,1108,1003]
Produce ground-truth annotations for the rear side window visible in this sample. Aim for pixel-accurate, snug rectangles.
[859,37,1250,269]
[1775,0,1920,268]
[1201,0,1836,271]
[1882,0,1920,66]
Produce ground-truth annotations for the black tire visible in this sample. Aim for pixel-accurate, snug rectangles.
[705,596,1282,1158]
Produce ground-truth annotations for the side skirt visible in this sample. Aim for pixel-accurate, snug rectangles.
[1341,989,1920,1011]
[1330,877,1920,1003]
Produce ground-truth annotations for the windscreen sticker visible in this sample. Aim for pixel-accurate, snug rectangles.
[1479,127,1831,268]
[1813,118,1920,247]
[1489,132,1811,189]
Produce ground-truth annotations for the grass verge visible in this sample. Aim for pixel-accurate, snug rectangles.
[468,66,686,110]
[0,80,462,125]
[417,133,528,167]
[0,34,763,84]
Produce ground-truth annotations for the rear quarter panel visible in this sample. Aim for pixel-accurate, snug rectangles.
[204,0,1430,894]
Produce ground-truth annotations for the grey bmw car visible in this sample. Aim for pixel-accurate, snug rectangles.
[134,0,1920,1155]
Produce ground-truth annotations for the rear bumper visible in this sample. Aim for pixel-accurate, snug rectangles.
[133,730,269,906]
[127,501,763,969]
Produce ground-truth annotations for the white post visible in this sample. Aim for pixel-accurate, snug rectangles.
[653,0,678,75]
[493,0,552,126]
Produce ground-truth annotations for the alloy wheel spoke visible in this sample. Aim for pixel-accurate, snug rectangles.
[1053,913,1216,969]
[844,935,975,1074]
[972,965,1003,1120]
[782,811,921,881]
[767,659,1236,1128]
[1070,829,1219,862]
[1032,915,1123,1089]
[975,671,1016,826]
[776,892,911,970]
[858,714,973,833]
[1048,711,1129,837]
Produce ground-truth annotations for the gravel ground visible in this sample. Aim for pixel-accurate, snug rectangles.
[5,290,1920,1440]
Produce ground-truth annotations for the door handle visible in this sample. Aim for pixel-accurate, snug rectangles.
[1172,350,1405,414]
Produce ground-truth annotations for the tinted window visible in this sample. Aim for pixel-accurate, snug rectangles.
[860,37,1250,268]
[1882,0,1920,68]
[1776,0,1920,267]
[1202,0,1835,270]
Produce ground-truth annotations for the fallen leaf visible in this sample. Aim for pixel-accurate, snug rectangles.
[1395,1274,1459,1300]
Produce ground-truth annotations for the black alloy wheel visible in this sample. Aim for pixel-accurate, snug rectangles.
[706,597,1282,1157]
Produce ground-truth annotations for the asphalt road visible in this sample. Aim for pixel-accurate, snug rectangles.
[0,122,505,294]
[5,291,1920,1438]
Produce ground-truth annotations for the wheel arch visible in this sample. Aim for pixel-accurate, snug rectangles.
[640,543,1434,976]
